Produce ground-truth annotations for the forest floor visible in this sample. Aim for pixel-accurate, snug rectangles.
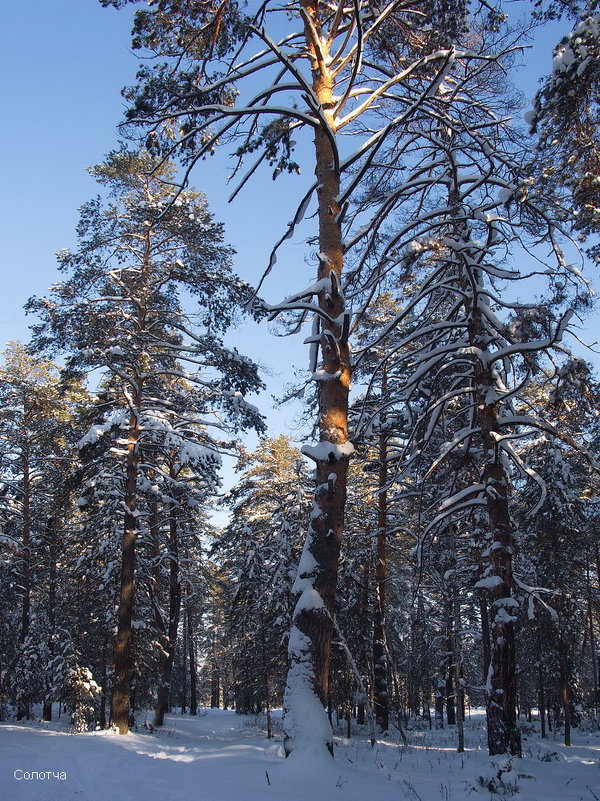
[1,707,599,801]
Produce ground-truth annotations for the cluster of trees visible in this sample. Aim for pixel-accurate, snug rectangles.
[0,153,265,732]
[0,0,598,760]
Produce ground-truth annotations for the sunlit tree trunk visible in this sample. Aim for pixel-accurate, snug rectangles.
[283,0,351,757]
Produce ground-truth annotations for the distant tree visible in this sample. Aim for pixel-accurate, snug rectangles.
[214,436,310,726]
[513,365,600,741]
[0,343,87,720]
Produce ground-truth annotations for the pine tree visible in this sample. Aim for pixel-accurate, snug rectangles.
[27,149,264,733]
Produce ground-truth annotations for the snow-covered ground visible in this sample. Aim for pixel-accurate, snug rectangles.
[1,708,599,801]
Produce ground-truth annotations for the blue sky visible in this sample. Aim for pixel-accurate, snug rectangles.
[1,1,136,342]
[0,0,596,427]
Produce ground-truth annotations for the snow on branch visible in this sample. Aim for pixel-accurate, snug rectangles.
[487,310,574,366]
[513,574,559,622]
[421,496,489,540]
[301,440,355,463]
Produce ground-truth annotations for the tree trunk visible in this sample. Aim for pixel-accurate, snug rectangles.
[446,158,521,756]
[470,312,521,756]
[181,603,188,714]
[373,374,389,734]
[539,670,546,739]
[357,556,369,727]
[20,454,31,645]
[17,453,32,721]
[283,0,351,758]
[560,652,571,747]
[154,500,182,727]
[479,593,492,686]
[587,574,599,722]
[99,633,108,729]
[43,513,58,722]
[482,457,521,756]
[210,662,220,709]
[188,602,197,716]
[435,671,445,730]
[111,402,141,735]
[445,599,456,726]
[481,457,521,756]
[149,497,163,633]
[453,597,465,752]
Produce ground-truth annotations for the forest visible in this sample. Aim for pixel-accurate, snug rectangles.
[1,0,599,791]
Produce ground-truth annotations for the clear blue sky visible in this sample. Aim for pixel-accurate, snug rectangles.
[1,1,135,344]
[0,1,596,424]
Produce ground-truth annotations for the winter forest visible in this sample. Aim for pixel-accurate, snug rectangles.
[1,0,600,799]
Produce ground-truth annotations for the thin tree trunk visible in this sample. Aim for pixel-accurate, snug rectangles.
[435,669,445,730]
[111,401,141,735]
[445,599,456,726]
[587,574,599,722]
[453,596,464,752]
[43,513,58,721]
[386,647,408,746]
[357,554,370,726]
[333,617,377,745]
[17,453,31,721]
[20,455,31,644]
[560,652,571,747]
[188,601,197,716]
[181,601,187,714]
[149,497,163,633]
[538,644,547,739]
[99,633,108,729]
[154,500,181,727]
[210,662,219,709]
[479,593,492,686]
[373,371,389,734]
[283,0,351,758]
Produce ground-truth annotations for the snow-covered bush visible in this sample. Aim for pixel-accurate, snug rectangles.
[65,667,101,733]
[48,638,101,731]
[468,758,521,796]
